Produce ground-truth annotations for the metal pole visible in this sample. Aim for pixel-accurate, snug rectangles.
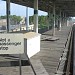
[6,0,10,33]
[26,7,29,31]
[26,54,36,75]
[53,3,55,36]
[47,13,49,30]
[59,10,61,31]
[65,13,67,26]
[67,17,69,26]
[63,12,65,26]
[34,0,38,33]
[19,54,22,75]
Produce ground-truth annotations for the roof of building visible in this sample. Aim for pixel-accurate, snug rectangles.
[3,0,75,17]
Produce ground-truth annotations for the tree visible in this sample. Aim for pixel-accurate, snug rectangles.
[10,15,22,25]
[38,16,48,29]
[29,15,48,29]
[29,16,34,25]
[0,15,7,19]
[0,15,22,25]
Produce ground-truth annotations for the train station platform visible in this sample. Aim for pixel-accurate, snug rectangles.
[0,25,72,75]
[30,25,72,75]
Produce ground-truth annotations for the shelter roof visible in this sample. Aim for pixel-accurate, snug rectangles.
[4,0,75,17]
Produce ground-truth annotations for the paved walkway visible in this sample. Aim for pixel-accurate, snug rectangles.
[30,25,72,75]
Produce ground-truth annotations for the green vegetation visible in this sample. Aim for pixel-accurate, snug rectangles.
[0,15,22,25]
[10,15,22,24]
[1,14,69,30]
[0,15,55,30]
[29,15,49,29]
[0,15,7,19]
[29,16,34,25]
[38,16,48,29]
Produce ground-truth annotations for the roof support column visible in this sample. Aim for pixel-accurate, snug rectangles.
[6,0,10,32]
[54,13,58,30]
[63,12,64,25]
[53,3,55,36]
[47,12,50,30]
[67,17,69,26]
[65,13,67,26]
[34,0,38,33]
[59,10,61,31]
[26,7,29,31]
[61,13,63,26]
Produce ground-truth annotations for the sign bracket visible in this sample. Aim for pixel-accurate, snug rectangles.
[26,53,36,75]
[19,54,22,75]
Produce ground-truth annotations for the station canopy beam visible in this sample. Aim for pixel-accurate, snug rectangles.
[3,0,75,17]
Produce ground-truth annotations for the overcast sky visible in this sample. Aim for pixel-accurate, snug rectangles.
[0,0,48,16]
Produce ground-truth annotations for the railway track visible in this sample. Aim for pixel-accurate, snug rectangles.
[64,25,74,75]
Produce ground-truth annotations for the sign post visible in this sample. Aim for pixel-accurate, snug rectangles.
[6,0,10,32]
[19,54,22,75]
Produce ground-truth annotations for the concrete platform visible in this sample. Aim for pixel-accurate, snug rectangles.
[0,25,72,75]
[30,25,72,75]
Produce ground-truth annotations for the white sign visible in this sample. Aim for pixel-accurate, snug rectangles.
[0,33,24,54]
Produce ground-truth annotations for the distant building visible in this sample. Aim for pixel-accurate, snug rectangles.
[0,19,7,26]
[0,19,7,30]
[20,16,25,25]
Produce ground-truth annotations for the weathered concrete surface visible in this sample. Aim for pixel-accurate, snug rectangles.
[30,25,72,75]
[0,25,72,75]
